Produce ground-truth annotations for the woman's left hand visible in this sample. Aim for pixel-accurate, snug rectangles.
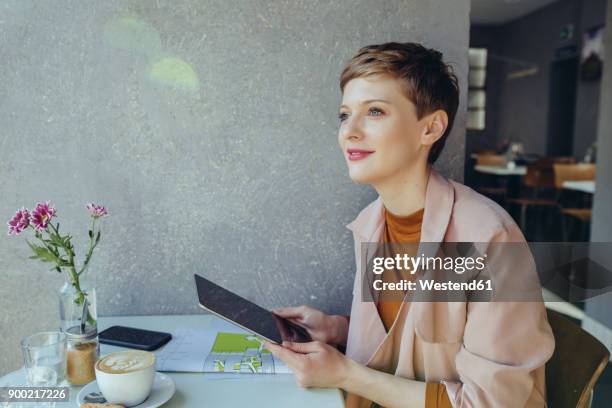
[265,340,350,388]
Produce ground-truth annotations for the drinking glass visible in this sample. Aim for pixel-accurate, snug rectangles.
[20,331,67,387]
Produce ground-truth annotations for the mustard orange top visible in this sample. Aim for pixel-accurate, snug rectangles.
[377,207,423,331]
[376,207,451,408]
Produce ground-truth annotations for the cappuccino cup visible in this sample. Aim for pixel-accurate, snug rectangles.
[94,350,156,407]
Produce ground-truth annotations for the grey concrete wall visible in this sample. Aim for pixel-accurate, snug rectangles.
[0,0,469,375]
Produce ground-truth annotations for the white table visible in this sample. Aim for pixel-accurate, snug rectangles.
[0,314,344,408]
[474,164,527,176]
[562,180,595,194]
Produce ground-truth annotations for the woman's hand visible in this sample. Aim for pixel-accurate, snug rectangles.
[265,340,350,388]
[272,305,348,345]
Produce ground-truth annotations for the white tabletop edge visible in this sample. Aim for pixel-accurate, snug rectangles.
[474,165,527,176]
[562,180,595,194]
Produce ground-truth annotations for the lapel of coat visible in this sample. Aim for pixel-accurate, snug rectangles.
[345,169,456,364]
[345,196,387,364]
[411,170,468,344]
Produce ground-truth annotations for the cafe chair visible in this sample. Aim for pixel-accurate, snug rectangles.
[506,159,564,237]
[545,308,610,408]
[553,164,596,241]
[474,154,509,204]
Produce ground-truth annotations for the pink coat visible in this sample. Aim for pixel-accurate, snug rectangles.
[345,169,555,407]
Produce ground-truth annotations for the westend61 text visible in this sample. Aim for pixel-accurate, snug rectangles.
[373,279,493,292]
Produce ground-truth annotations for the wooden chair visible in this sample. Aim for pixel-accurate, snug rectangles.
[475,154,507,166]
[553,163,596,187]
[506,159,570,235]
[553,164,596,241]
[546,308,610,408]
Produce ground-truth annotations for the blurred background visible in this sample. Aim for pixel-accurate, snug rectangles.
[467,1,612,404]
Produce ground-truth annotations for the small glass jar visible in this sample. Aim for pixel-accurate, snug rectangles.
[65,325,99,385]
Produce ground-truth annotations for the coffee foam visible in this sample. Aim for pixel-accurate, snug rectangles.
[96,351,155,374]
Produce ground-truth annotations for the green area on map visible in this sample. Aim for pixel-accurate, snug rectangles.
[210,332,271,354]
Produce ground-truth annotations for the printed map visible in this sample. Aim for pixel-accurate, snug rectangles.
[203,332,290,374]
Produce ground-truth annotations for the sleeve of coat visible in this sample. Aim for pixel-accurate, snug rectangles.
[442,227,555,407]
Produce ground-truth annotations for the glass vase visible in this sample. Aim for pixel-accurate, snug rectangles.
[58,279,97,333]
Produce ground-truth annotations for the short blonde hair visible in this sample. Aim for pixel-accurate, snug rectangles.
[340,42,459,164]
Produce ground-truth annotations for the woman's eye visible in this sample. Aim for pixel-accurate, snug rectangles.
[338,112,349,122]
[369,107,384,116]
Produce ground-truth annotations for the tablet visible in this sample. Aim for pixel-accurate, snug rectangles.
[194,274,312,344]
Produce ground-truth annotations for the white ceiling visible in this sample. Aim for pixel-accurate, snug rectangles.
[471,0,560,24]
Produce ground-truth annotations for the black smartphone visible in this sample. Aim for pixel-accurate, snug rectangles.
[98,326,172,351]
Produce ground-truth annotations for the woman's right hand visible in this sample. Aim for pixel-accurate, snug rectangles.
[272,305,349,346]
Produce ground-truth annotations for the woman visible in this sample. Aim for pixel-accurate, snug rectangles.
[265,42,554,408]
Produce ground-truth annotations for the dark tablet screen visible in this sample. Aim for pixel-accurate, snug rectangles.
[194,274,311,344]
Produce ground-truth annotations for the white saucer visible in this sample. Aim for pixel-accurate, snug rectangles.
[77,372,175,407]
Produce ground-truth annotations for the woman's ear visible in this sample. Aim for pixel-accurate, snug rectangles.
[420,110,448,147]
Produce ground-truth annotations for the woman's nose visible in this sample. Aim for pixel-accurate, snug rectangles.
[341,117,365,141]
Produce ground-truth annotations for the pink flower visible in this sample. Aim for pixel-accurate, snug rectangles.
[86,203,108,219]
[31,201,56,231]
[7,208,31,235]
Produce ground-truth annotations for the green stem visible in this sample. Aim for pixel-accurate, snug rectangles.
[78,218,97,276]
[47,222,96,327]
[47,222,79,283]
[79,218,98,326]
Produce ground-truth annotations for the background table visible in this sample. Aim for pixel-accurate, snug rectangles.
[562,180,596,194]
[474,164,527,176]
[0,314,344,408]
[473,164,527,201]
